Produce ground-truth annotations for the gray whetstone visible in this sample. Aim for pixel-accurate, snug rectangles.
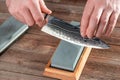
[51,21,84,71]
[0,17,28,53]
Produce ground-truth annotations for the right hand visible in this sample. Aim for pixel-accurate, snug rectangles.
[80,0,120,38]
[6,0,52,27]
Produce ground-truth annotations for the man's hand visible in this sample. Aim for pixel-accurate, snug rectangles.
[6,0,52,27]
[81,0,120,38]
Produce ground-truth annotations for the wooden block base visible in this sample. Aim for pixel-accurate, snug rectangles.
[43,47,92,80]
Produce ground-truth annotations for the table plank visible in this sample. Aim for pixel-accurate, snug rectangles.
[0,45,120,80]
[0,70,56,80]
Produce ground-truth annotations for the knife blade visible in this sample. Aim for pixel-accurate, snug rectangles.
[41,15,109,49]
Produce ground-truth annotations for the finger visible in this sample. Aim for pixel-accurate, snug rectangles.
[6,0,10,7]
[39,0,52,14]
[28,1,44,27]
[38,13,47,27]
[96,9,113,38]
[105,11,119,36]
[80,0,94,37]
[86,7,103,38]
[41,19,47,27]
[21,8,34,26]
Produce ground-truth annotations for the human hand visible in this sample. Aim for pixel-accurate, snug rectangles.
[6,0,52,27]
[81,0,120,38]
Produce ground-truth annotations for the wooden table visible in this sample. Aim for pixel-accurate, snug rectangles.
[0,0,120,80]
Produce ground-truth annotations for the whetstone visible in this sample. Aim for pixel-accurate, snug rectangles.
[43,21,92,80]
[43,47,92,80]
[51,40,84,71]
[51,21,83,71]
[0,17,28,53]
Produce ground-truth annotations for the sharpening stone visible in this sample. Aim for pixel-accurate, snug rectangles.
[0,17,28,53]
[51,21,84,71]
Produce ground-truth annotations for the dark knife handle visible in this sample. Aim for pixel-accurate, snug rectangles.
[44,14,49,19]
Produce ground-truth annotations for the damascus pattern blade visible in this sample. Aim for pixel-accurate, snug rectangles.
[41,16,109,49]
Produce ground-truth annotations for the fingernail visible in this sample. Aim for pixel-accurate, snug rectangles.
[81,31,88,38]
[81,32,85,37]
[95,34,101,38]
[48,10,52,14]
[88,35,93,39]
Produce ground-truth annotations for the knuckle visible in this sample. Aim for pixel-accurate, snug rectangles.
[93,17,99,23]
[19,5,26,11]
[107,4,113,10]
[8,8,16,15]
[115,8,120,13]
[101,19,107,25]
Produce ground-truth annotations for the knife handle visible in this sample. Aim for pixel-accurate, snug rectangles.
[44,14,49,19]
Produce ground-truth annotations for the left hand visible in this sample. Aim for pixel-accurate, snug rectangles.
[80,0,120,38]
[6,0,52,27]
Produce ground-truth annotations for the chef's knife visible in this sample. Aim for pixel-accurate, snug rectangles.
[41,15,109,49]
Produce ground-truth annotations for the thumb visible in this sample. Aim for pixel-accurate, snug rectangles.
[39,0,52,14]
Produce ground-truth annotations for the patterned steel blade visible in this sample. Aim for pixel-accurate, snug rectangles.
[41,16,110,49]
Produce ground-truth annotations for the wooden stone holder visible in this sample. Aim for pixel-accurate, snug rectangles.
[43,47,92,80]
[43,21,92,80]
